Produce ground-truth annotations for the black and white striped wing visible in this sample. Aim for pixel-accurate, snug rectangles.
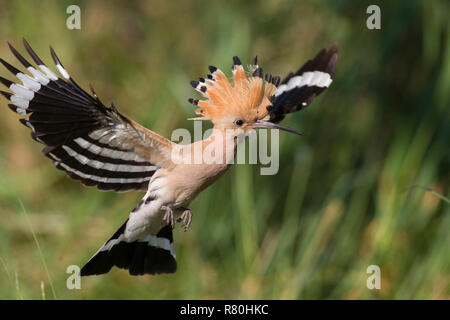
[0,39,173,192]
[268,44,338,123]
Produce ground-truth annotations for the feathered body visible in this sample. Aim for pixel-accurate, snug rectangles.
[0,39,337,276]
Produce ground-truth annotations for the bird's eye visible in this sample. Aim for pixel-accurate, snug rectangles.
[234,119,244,126]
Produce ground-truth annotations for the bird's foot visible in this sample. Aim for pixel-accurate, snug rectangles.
[177,207,193,232]
[161,206,175,229]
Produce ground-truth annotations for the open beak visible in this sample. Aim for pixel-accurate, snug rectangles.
[251,120,305,136]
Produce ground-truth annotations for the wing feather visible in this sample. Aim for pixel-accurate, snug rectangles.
[0,39,174,192]
[268,44,338,123]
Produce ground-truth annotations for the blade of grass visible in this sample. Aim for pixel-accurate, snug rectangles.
[17,199,57,299]
[14,271,23,300]
[0,255,23,299]
[405,185,450,205]
[40,281,46,300]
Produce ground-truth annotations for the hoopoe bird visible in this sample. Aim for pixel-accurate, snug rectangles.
[0,39,337,276]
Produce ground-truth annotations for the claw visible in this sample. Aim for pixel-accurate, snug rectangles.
[161,206,175,229]
[180,208,192,232]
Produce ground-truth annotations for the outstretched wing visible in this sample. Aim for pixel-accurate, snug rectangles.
[267,44,338,123]
[0,39,174,192]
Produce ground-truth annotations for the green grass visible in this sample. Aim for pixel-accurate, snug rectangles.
[17,199,56,299]
[408,186,450,204]
[0,0,448,299]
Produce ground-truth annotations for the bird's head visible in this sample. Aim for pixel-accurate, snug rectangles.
[188,56,305,137]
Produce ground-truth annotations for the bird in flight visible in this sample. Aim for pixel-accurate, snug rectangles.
[0,39,337,276]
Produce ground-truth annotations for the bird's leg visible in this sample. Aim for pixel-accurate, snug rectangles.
[177,207,193,232]
[161,205,175,229]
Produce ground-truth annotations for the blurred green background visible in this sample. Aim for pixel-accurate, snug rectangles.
[0,0,448,299]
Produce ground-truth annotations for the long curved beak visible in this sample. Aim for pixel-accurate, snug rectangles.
[252,120,305,136]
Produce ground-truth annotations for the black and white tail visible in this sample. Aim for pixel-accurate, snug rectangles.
[81,192,177,276]
[81,220,177,276]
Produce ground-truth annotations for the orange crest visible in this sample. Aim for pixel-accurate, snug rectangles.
[188,57,280,125]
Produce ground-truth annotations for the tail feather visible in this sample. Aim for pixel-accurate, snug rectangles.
[80,220,176,276]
